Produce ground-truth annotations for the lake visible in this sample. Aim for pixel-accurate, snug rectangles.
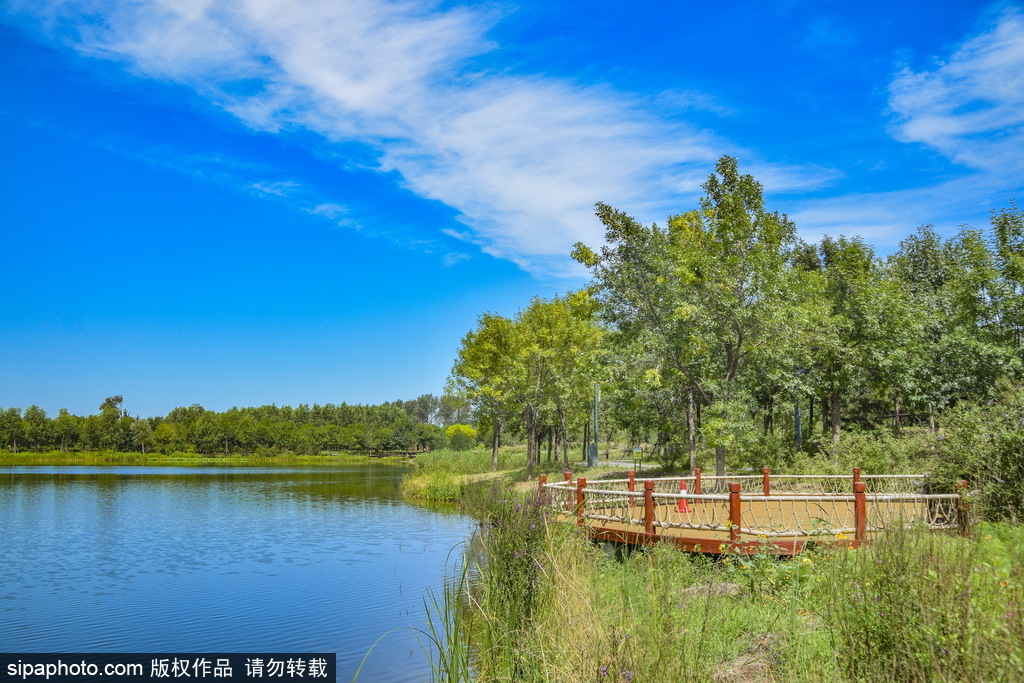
[0,464,475,681]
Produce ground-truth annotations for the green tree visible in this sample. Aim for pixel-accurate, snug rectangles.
[22,405,51,451]
[55,408,79,452]
[0,407,24,452]
[575,156,819,476]
[130,419,154,454]
[449,312,518,470]
[445,424,478,451]
[153,421,176,454]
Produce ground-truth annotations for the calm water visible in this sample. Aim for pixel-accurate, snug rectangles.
[0,465,474,681]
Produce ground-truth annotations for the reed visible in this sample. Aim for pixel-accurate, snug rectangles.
[434,485,1024,682]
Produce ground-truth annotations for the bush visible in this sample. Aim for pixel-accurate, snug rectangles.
[933,402,1024,521]
[445,424,478,451]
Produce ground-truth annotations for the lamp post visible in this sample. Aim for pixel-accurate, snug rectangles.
[588,382,599,467]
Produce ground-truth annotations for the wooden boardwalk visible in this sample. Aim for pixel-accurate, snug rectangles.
[541,468,967,556]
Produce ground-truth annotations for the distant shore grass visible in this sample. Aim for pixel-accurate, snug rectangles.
[399,447,630,502]
[0,450,412,467]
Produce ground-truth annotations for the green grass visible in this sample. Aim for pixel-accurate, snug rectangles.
[435,486,1024,682]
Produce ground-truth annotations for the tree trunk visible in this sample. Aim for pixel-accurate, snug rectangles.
[687,388,697,475]
[715,444,726,481]
[808,395,814,438]
[822,391,830,436]
[491,422,501,472]
[524,407,538,480]
[547,428,553,463]
[560,410,570,469]
[928,402,936,434]
[893,397,903,437]
[831,388,841,454]
[582,419,589,463]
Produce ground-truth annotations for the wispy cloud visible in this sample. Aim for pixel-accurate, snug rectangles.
[4,0,832,276]
[786,173,1000,252]
[781,5,1024,252]
[888,6,1024,174]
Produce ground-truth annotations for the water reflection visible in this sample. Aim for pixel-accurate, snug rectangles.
[0,466,473,682]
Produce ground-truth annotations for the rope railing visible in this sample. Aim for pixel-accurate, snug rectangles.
[537,467,970,551]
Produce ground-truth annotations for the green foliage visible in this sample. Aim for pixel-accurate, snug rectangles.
[932,396,1024,521]
[444,424,477,451]
[437,493,1024,682]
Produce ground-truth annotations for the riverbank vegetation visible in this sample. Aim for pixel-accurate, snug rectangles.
[0,449,415,467]
[433,488,1023,682]
[429,156,1024,681]
[448,157,1024,500]
[0,394,471,458]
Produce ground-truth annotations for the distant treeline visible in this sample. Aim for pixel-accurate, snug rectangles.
[0,394,473,456]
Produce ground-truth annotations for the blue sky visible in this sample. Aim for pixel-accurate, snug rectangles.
[2,0,1023,419]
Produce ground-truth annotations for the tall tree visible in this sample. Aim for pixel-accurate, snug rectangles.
[575,155,819,476]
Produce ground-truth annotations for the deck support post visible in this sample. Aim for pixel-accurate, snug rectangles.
[538,474,547,498]
[854,481,867,543]
[576,478,586,526]
[694,468,702,495]
[729,483,742,545]
[627,470,636,507]
[852,467,861,490]
[957,480,970,537]
[643,481,654,535]
[762,467,770,496]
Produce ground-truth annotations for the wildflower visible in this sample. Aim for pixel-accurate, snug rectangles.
[600,666,608,677]
[1006,612,1015,619]
[1000,581,1008,587]
[622,670,633,682]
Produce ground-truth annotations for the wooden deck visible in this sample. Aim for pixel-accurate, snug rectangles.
[541,468,967,556]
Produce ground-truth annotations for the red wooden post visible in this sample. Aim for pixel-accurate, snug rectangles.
[576,477,587,526]
[729,483,742,545]
[957,480,970,537]
[694,468,702,495]
[627,470,636,507]
[643,481,655,535]
[852,467,861,490]
[762,467,770,496]
[854,481,867,543]
[538,474,547,497]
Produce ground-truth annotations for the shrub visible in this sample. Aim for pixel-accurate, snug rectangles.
[933,402,1024,521]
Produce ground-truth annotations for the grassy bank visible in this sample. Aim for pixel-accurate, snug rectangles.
[399,447,633,502]
[0,450,411,467]
[436,487,1023,682]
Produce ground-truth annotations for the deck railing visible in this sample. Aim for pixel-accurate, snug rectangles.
[538,467,969,551]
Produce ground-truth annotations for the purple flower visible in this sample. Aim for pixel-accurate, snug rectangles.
[622,670,633,682]
[600,666,608,677]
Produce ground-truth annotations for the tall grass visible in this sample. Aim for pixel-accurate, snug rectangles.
[435,487,1024,681]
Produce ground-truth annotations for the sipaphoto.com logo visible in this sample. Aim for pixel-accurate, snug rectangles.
[7,658,142,680]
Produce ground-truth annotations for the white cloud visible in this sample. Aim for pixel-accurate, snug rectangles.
[5,0,835,275]
[888,7,1024,174]
[442,252,470,268]
[785,173,1000,252]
